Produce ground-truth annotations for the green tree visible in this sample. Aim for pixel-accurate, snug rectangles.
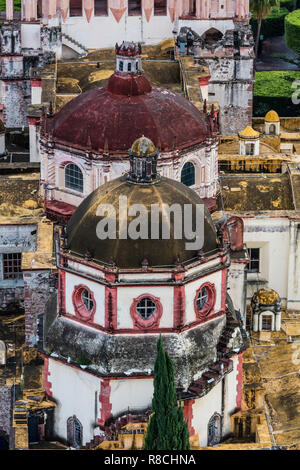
[250,0,280,60]
[144,336,190,450]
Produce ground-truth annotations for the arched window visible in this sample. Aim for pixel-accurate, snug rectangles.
[269,124,276,135]
[65,163,83,193]
[128,0,141,15]
[67,416,83,448]
[207,413,221,446]
[127,62,132,72]
[181,162,195,187]
[154,0,167,15]
[94,0,108,15]
[69,0,82,16]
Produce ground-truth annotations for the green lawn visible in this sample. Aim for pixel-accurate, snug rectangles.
[254,71,300,116]
[0,0,21,11]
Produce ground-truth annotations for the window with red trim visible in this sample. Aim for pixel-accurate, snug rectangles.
[72,285,96,321]
[194,282,216,319]
[130,294,162,329]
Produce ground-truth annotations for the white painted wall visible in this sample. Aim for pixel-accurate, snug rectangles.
[65,271,105,326]
[117,285,174,329]
[243,217,290,304]
[185,270,222,325]
[49,359,101,445]
[110,377,153,415]
[21,23,41,49]
[191,355,239,445]
[227,262,246,324]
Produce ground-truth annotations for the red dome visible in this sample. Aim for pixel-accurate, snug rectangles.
[47,73,212,153]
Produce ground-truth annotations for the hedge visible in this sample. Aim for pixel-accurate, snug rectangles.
[280,0,297,11]
[0,0,21,11]
[253,71,300,117]
[285,9,300,53]
[251,7,289,39]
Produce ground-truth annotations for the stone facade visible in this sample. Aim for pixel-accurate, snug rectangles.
[0,21,60,129]
[192,23,255,135]
[23,270,57,347]
[0,385,13,449]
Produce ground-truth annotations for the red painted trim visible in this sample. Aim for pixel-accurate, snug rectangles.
[98,378,113,429]
[31,79,42,87]
[221,268,227,312]
[236,353,243,410]
[58,269,66,314]
[130,294,163,330]
[194,282,216,320]
[173,285,185,328]
[183,399,195,436]
[28,117,40,126]
[72,284,96,322]
[198,76,210,86]
[61,310,225,334]
[105,285,117,330]
[44,357,52,398]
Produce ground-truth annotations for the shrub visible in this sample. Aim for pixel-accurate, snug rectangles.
[0,0,21,11]
[254,71,300,117]
[251,7,290,38]
[280,0,297,11]
[285,9,300,53]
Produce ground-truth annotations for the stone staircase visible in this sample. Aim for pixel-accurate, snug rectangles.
[187,357,233,397]
[62,33,89,56]
[82,412,149,449]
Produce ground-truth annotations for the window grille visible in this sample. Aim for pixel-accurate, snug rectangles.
[3,253,22,280]
[181,162,195,187]
[136,298,156,320]
[65,164,83,193]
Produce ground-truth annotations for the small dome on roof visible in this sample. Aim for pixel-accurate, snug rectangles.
[265,110,280,123]
[238,126,260,139]
[252,289,280,305]
[130,136,156,157]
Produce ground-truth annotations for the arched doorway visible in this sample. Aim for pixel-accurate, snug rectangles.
[207,413,221,446]
[269,124,276,135]
[67,416,83,448]
[202,28,223,45]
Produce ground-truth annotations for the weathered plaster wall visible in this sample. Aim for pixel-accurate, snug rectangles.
[243,217,290,304]
[48,358,102,445]
[23,270,57,347]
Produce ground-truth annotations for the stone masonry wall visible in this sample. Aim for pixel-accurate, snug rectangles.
[0,385,12,448]
[23,270,57,347]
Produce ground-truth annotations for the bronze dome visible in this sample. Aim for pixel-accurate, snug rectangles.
[66,175,219,268]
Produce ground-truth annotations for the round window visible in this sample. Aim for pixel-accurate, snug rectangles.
[136,297,156,320]
[72,285,96,321]
[196,287,208,311]
[81,289,94,312]
[194,282,216,319]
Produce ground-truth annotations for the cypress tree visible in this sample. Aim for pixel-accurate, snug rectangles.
[144,336,190,450]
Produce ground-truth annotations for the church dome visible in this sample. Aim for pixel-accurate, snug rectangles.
[46,60,212,154]
[265,110,280,123]
[66,174,219,268]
